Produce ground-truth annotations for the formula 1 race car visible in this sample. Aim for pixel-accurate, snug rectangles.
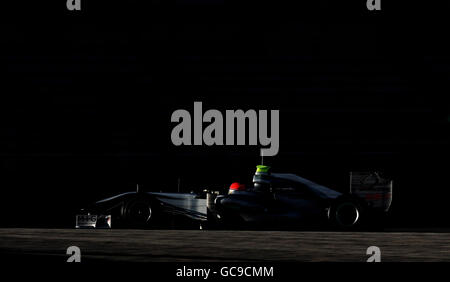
[75,166,392,230]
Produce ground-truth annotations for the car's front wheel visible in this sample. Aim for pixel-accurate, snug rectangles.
[122,199,153,228]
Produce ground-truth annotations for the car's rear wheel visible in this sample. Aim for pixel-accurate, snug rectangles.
[329,198,363,229]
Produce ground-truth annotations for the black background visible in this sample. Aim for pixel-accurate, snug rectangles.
[0,1,449,228]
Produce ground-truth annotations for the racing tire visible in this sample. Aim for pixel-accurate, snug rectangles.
[121,198,154,228]
[329,197,364,230]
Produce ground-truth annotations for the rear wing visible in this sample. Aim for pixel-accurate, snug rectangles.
[350,171,393,212]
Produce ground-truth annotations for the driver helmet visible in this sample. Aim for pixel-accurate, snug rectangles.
[253,165,271,192]
[228,182,246,194]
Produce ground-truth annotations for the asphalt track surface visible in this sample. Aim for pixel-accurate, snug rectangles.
[1,228,450,262]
